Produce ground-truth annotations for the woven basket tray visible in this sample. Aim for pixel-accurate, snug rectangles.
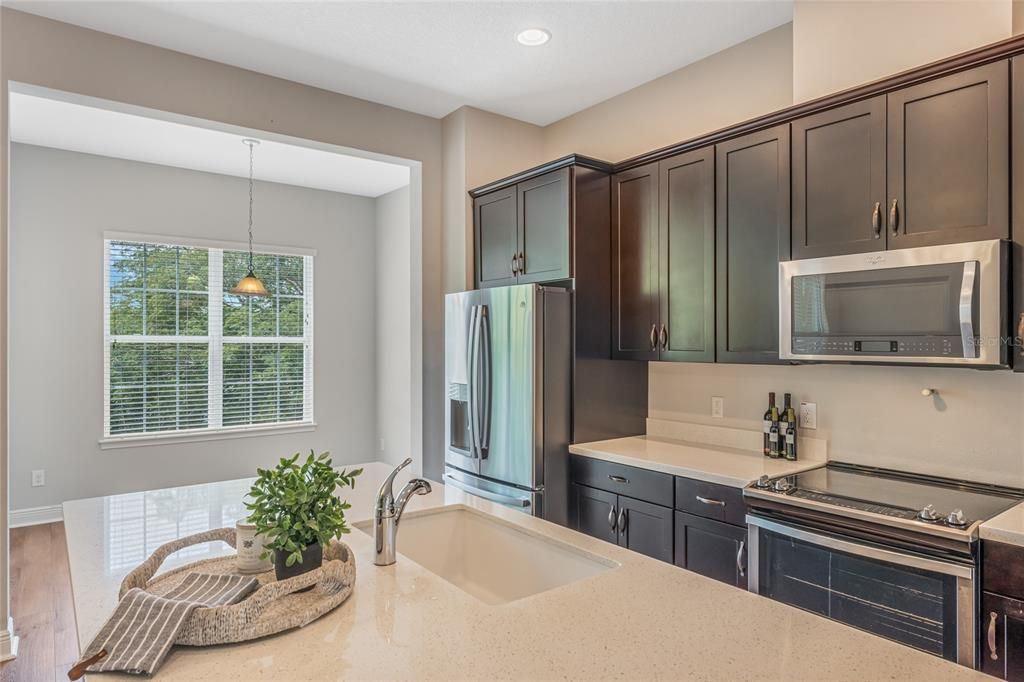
[118,528,356,646]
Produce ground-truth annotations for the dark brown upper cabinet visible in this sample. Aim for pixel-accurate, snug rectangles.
[887,61,1009,249]
[611,163,659,361]
[1014,56,1024,373]
[658,148,716,362]
[715,125,790,364]
[792,97,887,258]
[473,162,610,291]
[474,185,519,289]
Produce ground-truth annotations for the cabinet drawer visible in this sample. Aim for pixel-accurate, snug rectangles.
[569,455,673,507]
[985,540,1024,599]
[674,476,745,526]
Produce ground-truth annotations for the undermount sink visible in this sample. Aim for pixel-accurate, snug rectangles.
[356,506,616,605]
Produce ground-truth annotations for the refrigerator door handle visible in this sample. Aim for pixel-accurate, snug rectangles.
[467,306,481,459]
[478,305,492,459]
[445,474,531,508]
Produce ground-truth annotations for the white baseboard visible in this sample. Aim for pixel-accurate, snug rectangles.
[9,504,63,528]
[0,617,18,662]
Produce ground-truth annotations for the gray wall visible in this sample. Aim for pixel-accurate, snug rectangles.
[9,143,377,509]
[374,185,414,468]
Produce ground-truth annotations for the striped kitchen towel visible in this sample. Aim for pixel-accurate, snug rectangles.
[77,573,258,676]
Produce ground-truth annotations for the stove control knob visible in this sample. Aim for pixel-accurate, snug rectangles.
[772,478,793,493]
[946,509,968,528]
[755,475,772,489]
[917,504,941,522]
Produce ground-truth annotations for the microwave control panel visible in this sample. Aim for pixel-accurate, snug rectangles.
[791,336,957,357]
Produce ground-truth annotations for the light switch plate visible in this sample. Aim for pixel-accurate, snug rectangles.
[799,402,817,430]
[31,469,45,487]
[711,396,724,419]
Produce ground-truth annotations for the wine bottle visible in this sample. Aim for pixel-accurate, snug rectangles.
[779,393,792,442]
[762,392,776,457]
[784,394,798,460]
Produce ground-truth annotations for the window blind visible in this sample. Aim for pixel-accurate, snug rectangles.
[103,238,314,439]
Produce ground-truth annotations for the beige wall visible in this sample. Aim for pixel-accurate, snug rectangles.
[543,23,794,163]
[442,106,544,293]
[1016,0,1024,33]
[793,0,1013,102]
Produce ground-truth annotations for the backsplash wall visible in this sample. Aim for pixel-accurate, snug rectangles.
[649,362,1024,487]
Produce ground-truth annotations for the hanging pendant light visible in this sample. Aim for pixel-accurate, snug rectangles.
[232,138,269,296]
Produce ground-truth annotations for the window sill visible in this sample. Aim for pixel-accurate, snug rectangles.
[99,422,317,449]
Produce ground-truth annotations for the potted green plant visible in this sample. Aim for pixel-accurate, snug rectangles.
[245,451,362,581]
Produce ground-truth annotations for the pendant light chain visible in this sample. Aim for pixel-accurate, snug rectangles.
[247,140,256,273]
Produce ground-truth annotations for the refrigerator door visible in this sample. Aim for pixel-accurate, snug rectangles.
[477,284,537,491]
[445,289,484,476]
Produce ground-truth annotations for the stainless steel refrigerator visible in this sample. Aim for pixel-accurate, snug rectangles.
[444,284,571,523]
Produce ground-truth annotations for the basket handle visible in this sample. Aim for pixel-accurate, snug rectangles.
[242,565,327,619]
[119,528,237,598]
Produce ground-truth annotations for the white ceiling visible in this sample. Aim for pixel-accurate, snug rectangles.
[8,1,795,126]
[9,92,411,197]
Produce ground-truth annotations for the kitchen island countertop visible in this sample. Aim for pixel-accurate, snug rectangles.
[63,461,980,680]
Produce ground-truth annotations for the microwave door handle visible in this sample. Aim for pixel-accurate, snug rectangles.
[478,305,492,459]
[959,261,977,359]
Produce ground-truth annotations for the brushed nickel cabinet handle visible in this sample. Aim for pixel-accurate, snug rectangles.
[617,508,627,533]
[872,202,881,238]
[608,505,617,531]
[518,252,524,274]
[696,495,726,507]
[608,474,629,484]
[511,255,518,276]
[736,540,746,578]
[649,324,657,351]
[889,198,899,236]
[659,324,668,351]
[989,611,999,661]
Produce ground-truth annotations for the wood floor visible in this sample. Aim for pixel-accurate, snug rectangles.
[0,523,80,682]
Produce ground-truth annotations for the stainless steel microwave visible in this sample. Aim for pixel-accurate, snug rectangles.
[779,240,1008,367]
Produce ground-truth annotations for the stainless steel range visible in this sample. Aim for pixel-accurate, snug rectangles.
[743,463,1023,668]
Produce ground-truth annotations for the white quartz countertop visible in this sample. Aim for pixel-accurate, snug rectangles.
[981,501,1024,547]
[63,461,980,680]
[570,435,823,487]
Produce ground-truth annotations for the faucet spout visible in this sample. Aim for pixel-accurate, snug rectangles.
[373,459,432,566]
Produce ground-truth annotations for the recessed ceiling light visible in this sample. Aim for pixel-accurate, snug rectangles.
[516,28,551,47]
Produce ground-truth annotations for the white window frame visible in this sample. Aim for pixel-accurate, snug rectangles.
[100,232,316,448]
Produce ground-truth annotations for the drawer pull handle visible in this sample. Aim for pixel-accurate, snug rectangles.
[608,505,617,531]
[608,475,629,484]
[618,507,627,533]
[696,495,726,507]
[989,611,999,661]
[736,540,746,578]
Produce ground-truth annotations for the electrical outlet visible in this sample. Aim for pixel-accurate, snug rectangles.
[711,396,724,419]
[799,402,817,430]
[31,469,45,487]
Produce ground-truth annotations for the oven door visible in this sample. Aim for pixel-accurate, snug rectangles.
[747,515,975,667]
[779,239,1006,366]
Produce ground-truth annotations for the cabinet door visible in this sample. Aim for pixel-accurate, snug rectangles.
[887,61,1009,249]
[658,147,715,362]
[474,187,519,289]
[516,168,571,284]
[611,163,659,360]
[617,496,673,563]
[673,512,746,588]
[715,125,791,364]
[569,483,618,545]
[792,97,886,258]
[982,591,1024,680]
[1013,57,1024,372]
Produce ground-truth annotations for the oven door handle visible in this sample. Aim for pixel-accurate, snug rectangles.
[745,515,974,579]
[959,261,978,359]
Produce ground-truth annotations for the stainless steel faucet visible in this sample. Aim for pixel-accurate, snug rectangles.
[373,458,432,566]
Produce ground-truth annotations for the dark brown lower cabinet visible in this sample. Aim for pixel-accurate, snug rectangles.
[569,482,673,563]
[982,591,1024,680]
[673,511,747,588]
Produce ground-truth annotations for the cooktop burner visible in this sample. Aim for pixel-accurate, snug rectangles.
[745,462,1023,539]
